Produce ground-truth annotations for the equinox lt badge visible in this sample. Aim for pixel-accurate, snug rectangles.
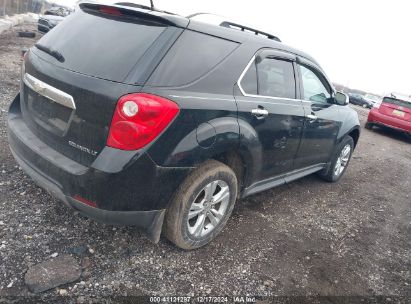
[69,141,98,156]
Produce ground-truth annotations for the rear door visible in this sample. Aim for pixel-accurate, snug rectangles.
[235,49,305,182]
[21,4,185,166]
[293,59,341,168]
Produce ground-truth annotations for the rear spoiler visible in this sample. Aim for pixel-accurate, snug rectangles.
[79,2,189,28]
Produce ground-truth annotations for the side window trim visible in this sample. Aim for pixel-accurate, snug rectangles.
[293,61,303,101]
[238,54,258,96]
[237,49,299,102]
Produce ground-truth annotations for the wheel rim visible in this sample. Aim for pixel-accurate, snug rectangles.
[187,180,230,238]
[334,144,351,177]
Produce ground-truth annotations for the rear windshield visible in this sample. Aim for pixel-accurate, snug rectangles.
[383,97,411,109]
[34,9,168,83]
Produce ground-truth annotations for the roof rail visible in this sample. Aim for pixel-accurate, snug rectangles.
[220,21,281,42]
[187,13,281,42]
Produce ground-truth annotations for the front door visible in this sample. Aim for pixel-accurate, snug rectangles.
[235,50,305,184]
[294,59,341,169]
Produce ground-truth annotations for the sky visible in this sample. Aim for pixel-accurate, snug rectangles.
[58,0,410,96]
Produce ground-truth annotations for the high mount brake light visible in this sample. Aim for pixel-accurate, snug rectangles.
[107,93,179,150]
[99,6,122,16]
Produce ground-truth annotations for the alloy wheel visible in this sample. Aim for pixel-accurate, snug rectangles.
[187,180,230,237]
[334,144,351,177]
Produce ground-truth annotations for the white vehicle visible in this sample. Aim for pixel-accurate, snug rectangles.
[364,94,382,107]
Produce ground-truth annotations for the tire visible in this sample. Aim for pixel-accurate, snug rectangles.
[318,136,354,183]
[164,160,238,250]
[364,122,373,130]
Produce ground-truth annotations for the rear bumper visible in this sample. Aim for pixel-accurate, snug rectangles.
[10,146,165,241]
[7,93,192,242]
[367,109,411,133]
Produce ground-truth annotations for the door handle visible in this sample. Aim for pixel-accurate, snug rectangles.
[306,114,318,122]
[251,108,269,118]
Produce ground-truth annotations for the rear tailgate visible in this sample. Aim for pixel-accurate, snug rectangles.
[378,97,411,122]
[21,4,187,166]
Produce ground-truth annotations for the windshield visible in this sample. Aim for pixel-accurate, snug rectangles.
[383,97,411,110]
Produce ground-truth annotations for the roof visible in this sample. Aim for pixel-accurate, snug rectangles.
[187,13,281,42]
[187,17,321,69]
[81,2,321,69]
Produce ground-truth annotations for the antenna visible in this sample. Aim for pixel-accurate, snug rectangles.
[150,0,154,10]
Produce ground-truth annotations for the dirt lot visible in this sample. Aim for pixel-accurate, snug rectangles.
[0,24,410,302]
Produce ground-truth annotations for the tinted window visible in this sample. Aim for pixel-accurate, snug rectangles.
[148,30,238,86]
[299,65,331,103]
[257,58,296,99]
[240,57,296,99]
[35,10,168,82]
[383,97,411,109]
[241,62,258,95]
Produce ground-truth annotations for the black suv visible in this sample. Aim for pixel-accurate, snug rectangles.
[7,3,360,249]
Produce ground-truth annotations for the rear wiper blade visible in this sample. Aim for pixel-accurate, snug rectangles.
[35,43,65,62]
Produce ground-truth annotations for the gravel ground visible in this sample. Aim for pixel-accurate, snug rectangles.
[0,24,410,303]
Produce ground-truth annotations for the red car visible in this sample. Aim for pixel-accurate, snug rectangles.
[366,97,411,135]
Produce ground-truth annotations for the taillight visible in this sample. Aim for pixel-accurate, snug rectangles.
[107,93,179,150]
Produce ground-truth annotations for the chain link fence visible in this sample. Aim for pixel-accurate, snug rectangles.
[0,0,45,16]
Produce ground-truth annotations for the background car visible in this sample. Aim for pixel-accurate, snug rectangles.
[37,6,72,33]
[363,93,382,108]
[44,7,72,17]
[366,96,411,136]
[38,15,65,33]
[348,93,373,108]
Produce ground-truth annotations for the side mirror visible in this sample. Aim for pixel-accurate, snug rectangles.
[335,91,349,106]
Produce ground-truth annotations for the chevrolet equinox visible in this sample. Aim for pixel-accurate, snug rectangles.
[7,3,360,249]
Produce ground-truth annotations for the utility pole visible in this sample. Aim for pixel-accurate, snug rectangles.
[2,0,7,16]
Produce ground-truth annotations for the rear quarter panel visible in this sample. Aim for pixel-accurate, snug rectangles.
[142,40,260,167]
[142,89,240,167]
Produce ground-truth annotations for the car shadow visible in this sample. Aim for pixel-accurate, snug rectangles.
[370,125,411,144]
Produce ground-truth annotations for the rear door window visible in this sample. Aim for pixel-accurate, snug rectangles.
[257,58,296,99]
[240,57,296,99]
[34,9,169,83]
[240,61,258,95]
